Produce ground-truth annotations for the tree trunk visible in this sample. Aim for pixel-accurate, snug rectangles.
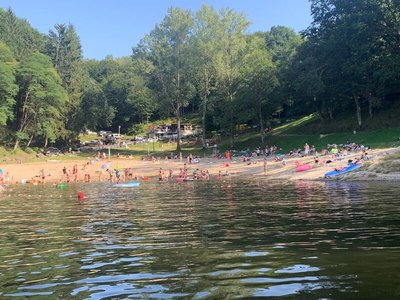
[176,106,181,152]
[354,96,362,127]
[14,139,20,151]
[230,113,234,148]
[229,94,234,148]
[368,97,373,118]
[44,137,48,149]
[26,135,34,148]
[328,109,333,120]
[201,70,210,150]
[258,102,265,145]
[201,99,207,149]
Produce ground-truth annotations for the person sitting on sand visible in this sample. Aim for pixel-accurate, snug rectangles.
[84,173,91,183]
[39,169,45,183]
[193,169,199,180]
[243,156,251,162]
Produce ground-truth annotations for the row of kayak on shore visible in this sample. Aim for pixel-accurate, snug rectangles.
[295,162,363,178]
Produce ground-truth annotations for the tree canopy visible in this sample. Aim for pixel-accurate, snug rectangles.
[0,2,399,149]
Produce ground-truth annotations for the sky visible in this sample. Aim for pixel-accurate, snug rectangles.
[0,0,312,60]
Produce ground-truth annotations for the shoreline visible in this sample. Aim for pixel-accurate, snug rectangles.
[0,148,399,186]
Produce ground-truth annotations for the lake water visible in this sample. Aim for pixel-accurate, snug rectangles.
[0,179,399,299]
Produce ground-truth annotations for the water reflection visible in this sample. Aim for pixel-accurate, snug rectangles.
[0,179,399,298]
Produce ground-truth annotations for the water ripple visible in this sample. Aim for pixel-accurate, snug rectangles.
[0,180,399,298]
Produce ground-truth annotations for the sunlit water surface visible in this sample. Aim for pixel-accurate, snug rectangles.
[0,179,399,299]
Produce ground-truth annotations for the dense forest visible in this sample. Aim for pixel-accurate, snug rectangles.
[0,0,399,151]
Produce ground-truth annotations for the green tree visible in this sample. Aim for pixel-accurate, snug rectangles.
[46,24,82,90]
[305,0,395,126]
[14,52,68,149]
[0,42,18,126]
[46,23,86,139]
[214,8,249,147]
[127,74,155,124]
[0,8,45,61]
[265,26,303,67]
[75,76,115,131]
[134,7,195,151]
[191,4,220,148]
[85,56,155,132]
[239,35,279,144]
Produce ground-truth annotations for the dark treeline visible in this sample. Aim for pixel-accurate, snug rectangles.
[0,1,399,150]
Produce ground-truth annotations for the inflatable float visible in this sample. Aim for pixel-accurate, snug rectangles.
[324,163,362,178]
[113,182,140,187]
[295,164,312,172]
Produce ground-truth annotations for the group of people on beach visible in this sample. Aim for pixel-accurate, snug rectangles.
[0,139,373,188]
[158,165,213,181]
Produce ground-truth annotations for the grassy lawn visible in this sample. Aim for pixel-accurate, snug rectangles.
[216,116,400,152]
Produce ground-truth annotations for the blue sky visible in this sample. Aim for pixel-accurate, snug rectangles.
[0,0,312,60]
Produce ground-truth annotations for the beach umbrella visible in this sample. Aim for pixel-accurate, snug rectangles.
[101,162,110,170]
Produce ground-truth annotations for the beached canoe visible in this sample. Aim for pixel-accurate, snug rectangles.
[324,163,362,178]
[113,182,140,187]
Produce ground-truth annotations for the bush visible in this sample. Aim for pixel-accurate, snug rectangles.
[0,146,10,157]
[128,123,148,136]
[24,147,37,155]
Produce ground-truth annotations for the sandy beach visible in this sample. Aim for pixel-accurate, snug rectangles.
[1,147,398,185]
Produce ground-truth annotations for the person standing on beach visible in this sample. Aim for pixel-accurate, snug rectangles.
[304,143,310,157]
[225,151,231,160]
[72,164,78,182]
[115,169,121,183]
[107,169,113,182]
[62,166,70,182]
